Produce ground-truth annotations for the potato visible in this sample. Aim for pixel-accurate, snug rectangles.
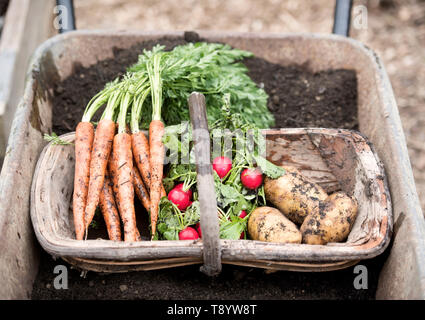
[300,192,358,245]
[248,206,302,244]
[264,166,328,225]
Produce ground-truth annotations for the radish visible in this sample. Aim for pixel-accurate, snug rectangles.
[195,222,202,238]
[241,167,263,190]
[239,210,247,219]
[179,226,199,240]
[213,156,232,179]
[168,187,191,211]
[174,183,193,199]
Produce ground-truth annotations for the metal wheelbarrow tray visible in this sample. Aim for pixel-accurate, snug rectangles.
[1,30,424,299]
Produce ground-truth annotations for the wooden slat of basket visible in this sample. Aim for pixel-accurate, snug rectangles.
[265,131,341,193]
[62,256,359,273]
[62,256,203,273]
[222,259,360,272]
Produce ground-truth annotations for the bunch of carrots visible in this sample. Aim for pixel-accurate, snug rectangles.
[74,53,166,242]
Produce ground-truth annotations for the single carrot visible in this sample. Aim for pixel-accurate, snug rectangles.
[99,174,122,241]
[130,72,166,217]
[109,86,139,242]
[113,132,138,242]
[133,166,151,212]
[84,118,116,235]
[131,132,167,198]
[73,121,94,240]
[109,151,142,241]
[149,119,165,237]
[143,52,167,238]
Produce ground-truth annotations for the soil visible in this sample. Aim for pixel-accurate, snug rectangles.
[31,247,389,300]
[32,34,388,300]
[245,58,358,129]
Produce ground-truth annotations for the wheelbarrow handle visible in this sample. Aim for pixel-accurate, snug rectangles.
[56,0,76,33]
[188,92,222,276]
[332,0,353,37]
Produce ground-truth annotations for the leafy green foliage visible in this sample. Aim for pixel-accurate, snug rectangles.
[252,154,286,179]
[157,198,200,240]
[43,132,73,146]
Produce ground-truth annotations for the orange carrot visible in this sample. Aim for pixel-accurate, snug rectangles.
[131,132,151,190]
[99,174,122,241]
[113,132,138,242]
[133,166,151,212]
[84,119,116,236]
[73,122,94,240]
[108,150,119,206]
[149,119,165,237]
[108,151,142,241]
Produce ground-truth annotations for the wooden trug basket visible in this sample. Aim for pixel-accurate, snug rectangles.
[30,94,392,274]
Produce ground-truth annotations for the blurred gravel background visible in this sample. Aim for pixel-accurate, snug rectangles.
[74,0,425,211]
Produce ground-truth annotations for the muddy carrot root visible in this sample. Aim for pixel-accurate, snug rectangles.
[149,119,165,237]
[108,139,143,241]
[99,175,122,241]
[84,119,116,235]
[73,122,94,240]
[131,131,151,189]
[131,131,167,198]
[113,132,138,242]
[133,166,151,212]
[108,151,119,206]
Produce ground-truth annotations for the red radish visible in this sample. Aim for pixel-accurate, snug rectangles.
[195,222,202,238]
[241,167,263,190]
[213,156,232,179]
[179,226,199,240]
[168,188,191,211]
[239,210,247,219]
[239,210,247,239]
[175,183,193,199]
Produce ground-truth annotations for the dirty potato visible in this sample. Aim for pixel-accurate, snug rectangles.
[248,206,302,243]
[264,166,328,225]
[300,192,358,245]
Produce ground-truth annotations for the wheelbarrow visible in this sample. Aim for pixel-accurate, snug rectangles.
[0,0,424,299]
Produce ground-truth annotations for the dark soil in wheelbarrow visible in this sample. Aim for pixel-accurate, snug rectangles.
[32,35,387,300]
